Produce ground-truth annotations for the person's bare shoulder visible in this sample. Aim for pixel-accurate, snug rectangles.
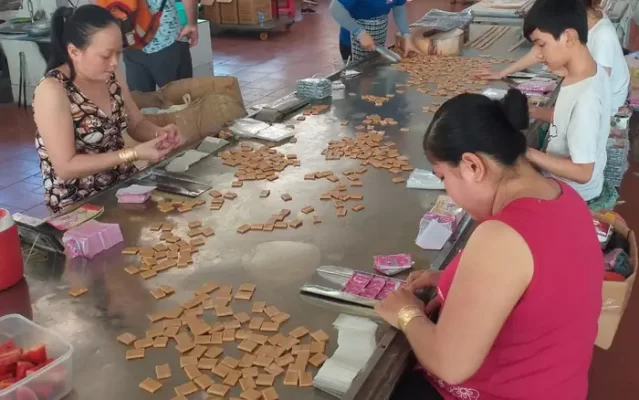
[33,77,71,114]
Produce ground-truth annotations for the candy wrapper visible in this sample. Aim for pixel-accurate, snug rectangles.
[594,218,613,246]
[374,254,412,276]
[62,220,123,259]
[116,184,156,204]
[341,271,403,300]
[415,195,464,250]
[516,79,557,95]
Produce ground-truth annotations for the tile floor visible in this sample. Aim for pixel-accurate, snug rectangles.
[1,0,639,398]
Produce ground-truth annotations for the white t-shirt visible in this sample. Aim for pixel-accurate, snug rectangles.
[546,66,611,201]
[587,17,630,112]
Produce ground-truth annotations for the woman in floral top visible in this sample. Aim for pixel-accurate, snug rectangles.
[33,5,185,213]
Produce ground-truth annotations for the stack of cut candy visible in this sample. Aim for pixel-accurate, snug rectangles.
[313,314,378,397]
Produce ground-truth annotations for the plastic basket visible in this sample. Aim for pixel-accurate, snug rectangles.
[0,314,73,400]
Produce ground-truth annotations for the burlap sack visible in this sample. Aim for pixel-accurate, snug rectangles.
[130,76,247,144]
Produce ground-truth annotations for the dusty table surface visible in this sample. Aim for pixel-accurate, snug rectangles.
[5,24,552,400]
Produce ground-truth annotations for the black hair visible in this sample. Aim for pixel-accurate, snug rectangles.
[523,0,588,44]
[423,89,529,167]
[582,0,602,9]
[47,5,119,81]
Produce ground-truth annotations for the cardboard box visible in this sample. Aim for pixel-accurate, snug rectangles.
[238,0,273,25]
[594,212,637,350]
[217,0,239,25]
[202,0,221,25]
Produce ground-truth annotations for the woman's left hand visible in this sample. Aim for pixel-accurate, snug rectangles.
[402,36,418,58]
[156,124,185,150]
[374,287,424,329]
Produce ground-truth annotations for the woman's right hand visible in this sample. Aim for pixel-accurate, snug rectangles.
[358,31,376,51]
[134,133,173,162]
[473,67,504,81]
[405,269,441,293]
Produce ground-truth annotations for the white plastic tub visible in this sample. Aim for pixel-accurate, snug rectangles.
[0,314,73,400]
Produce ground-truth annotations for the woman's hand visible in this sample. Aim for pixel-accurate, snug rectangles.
[156,124,185,150]
[374,288,424,329]
[402,36,418,58]
[358,31,376,51]
[134,133,173,163]
[472,67,504,81]
[405,269,441,293]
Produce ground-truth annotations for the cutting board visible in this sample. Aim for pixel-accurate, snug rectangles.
[412,28,464,56]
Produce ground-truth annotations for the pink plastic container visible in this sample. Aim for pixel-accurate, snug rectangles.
[0,209,24,291]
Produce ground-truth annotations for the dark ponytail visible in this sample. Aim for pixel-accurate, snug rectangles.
[47,5,119,81]
[423,88,529,167]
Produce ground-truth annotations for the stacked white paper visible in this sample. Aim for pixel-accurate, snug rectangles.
[313,314,378,398]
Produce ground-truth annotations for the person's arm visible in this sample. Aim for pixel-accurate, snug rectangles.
[403,221,533,384]
[526,149,594,184]
[527,95,600,184]
[498,47,539,78]
[529,105,554,123]
[33,79,129,180]
[182,0,198,26]
[329,0,365,38]
[391,4,411,37]
[178,0,199,46]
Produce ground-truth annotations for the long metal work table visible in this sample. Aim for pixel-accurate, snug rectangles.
[4,24,553,400]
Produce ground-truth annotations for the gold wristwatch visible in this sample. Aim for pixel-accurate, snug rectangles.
[397,305,425,332]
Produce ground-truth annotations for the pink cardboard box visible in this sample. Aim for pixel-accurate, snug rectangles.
[62,220,123,259]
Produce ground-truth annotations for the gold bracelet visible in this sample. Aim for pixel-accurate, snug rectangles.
[397,305,425,333]
[118,148,138,164]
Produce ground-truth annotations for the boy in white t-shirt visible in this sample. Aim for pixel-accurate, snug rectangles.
[523,0,612,202]
[475,0,628,113]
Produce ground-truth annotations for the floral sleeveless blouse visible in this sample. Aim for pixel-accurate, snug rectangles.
[35,70,138,214]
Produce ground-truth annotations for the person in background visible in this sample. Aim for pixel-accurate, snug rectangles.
[329,0,417,63]
[475,0,629,113]
[33,5,184,214]
[378,89,603,400]
[521,0,613,208]
[122,0,199,92]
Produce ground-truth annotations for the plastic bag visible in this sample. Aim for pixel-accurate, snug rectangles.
[228,118,270,138]
[255,124,295,142]
[409,9,473,31]
[116,184,156,204]
[481,87,508,100]
[415,195,465,250]
[296,78,332,100]
[406,169,445,190]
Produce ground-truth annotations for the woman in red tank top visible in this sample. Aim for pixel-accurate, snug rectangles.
[377,89,603,400]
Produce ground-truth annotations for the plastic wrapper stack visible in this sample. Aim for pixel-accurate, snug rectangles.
[605,127,630,188]
[313,314,378,398]
[62,220,123,259]
[115,185,155,203]
[341,270,404,300]
[415,195,464,250]
[295,78,332,100]
[228,118,295,142]
[374,254,413,276]
[516,79,557,95]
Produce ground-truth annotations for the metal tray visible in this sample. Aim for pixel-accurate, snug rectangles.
[133,171,211,197]
[300,265,403,308]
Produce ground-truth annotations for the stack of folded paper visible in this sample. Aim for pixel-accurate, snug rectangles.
[313,314,378,398]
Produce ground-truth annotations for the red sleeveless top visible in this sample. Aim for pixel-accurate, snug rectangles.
[426,181,603,400]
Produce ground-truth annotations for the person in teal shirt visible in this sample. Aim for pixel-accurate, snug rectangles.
[330,0,417,63]
[122,0,199,92]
